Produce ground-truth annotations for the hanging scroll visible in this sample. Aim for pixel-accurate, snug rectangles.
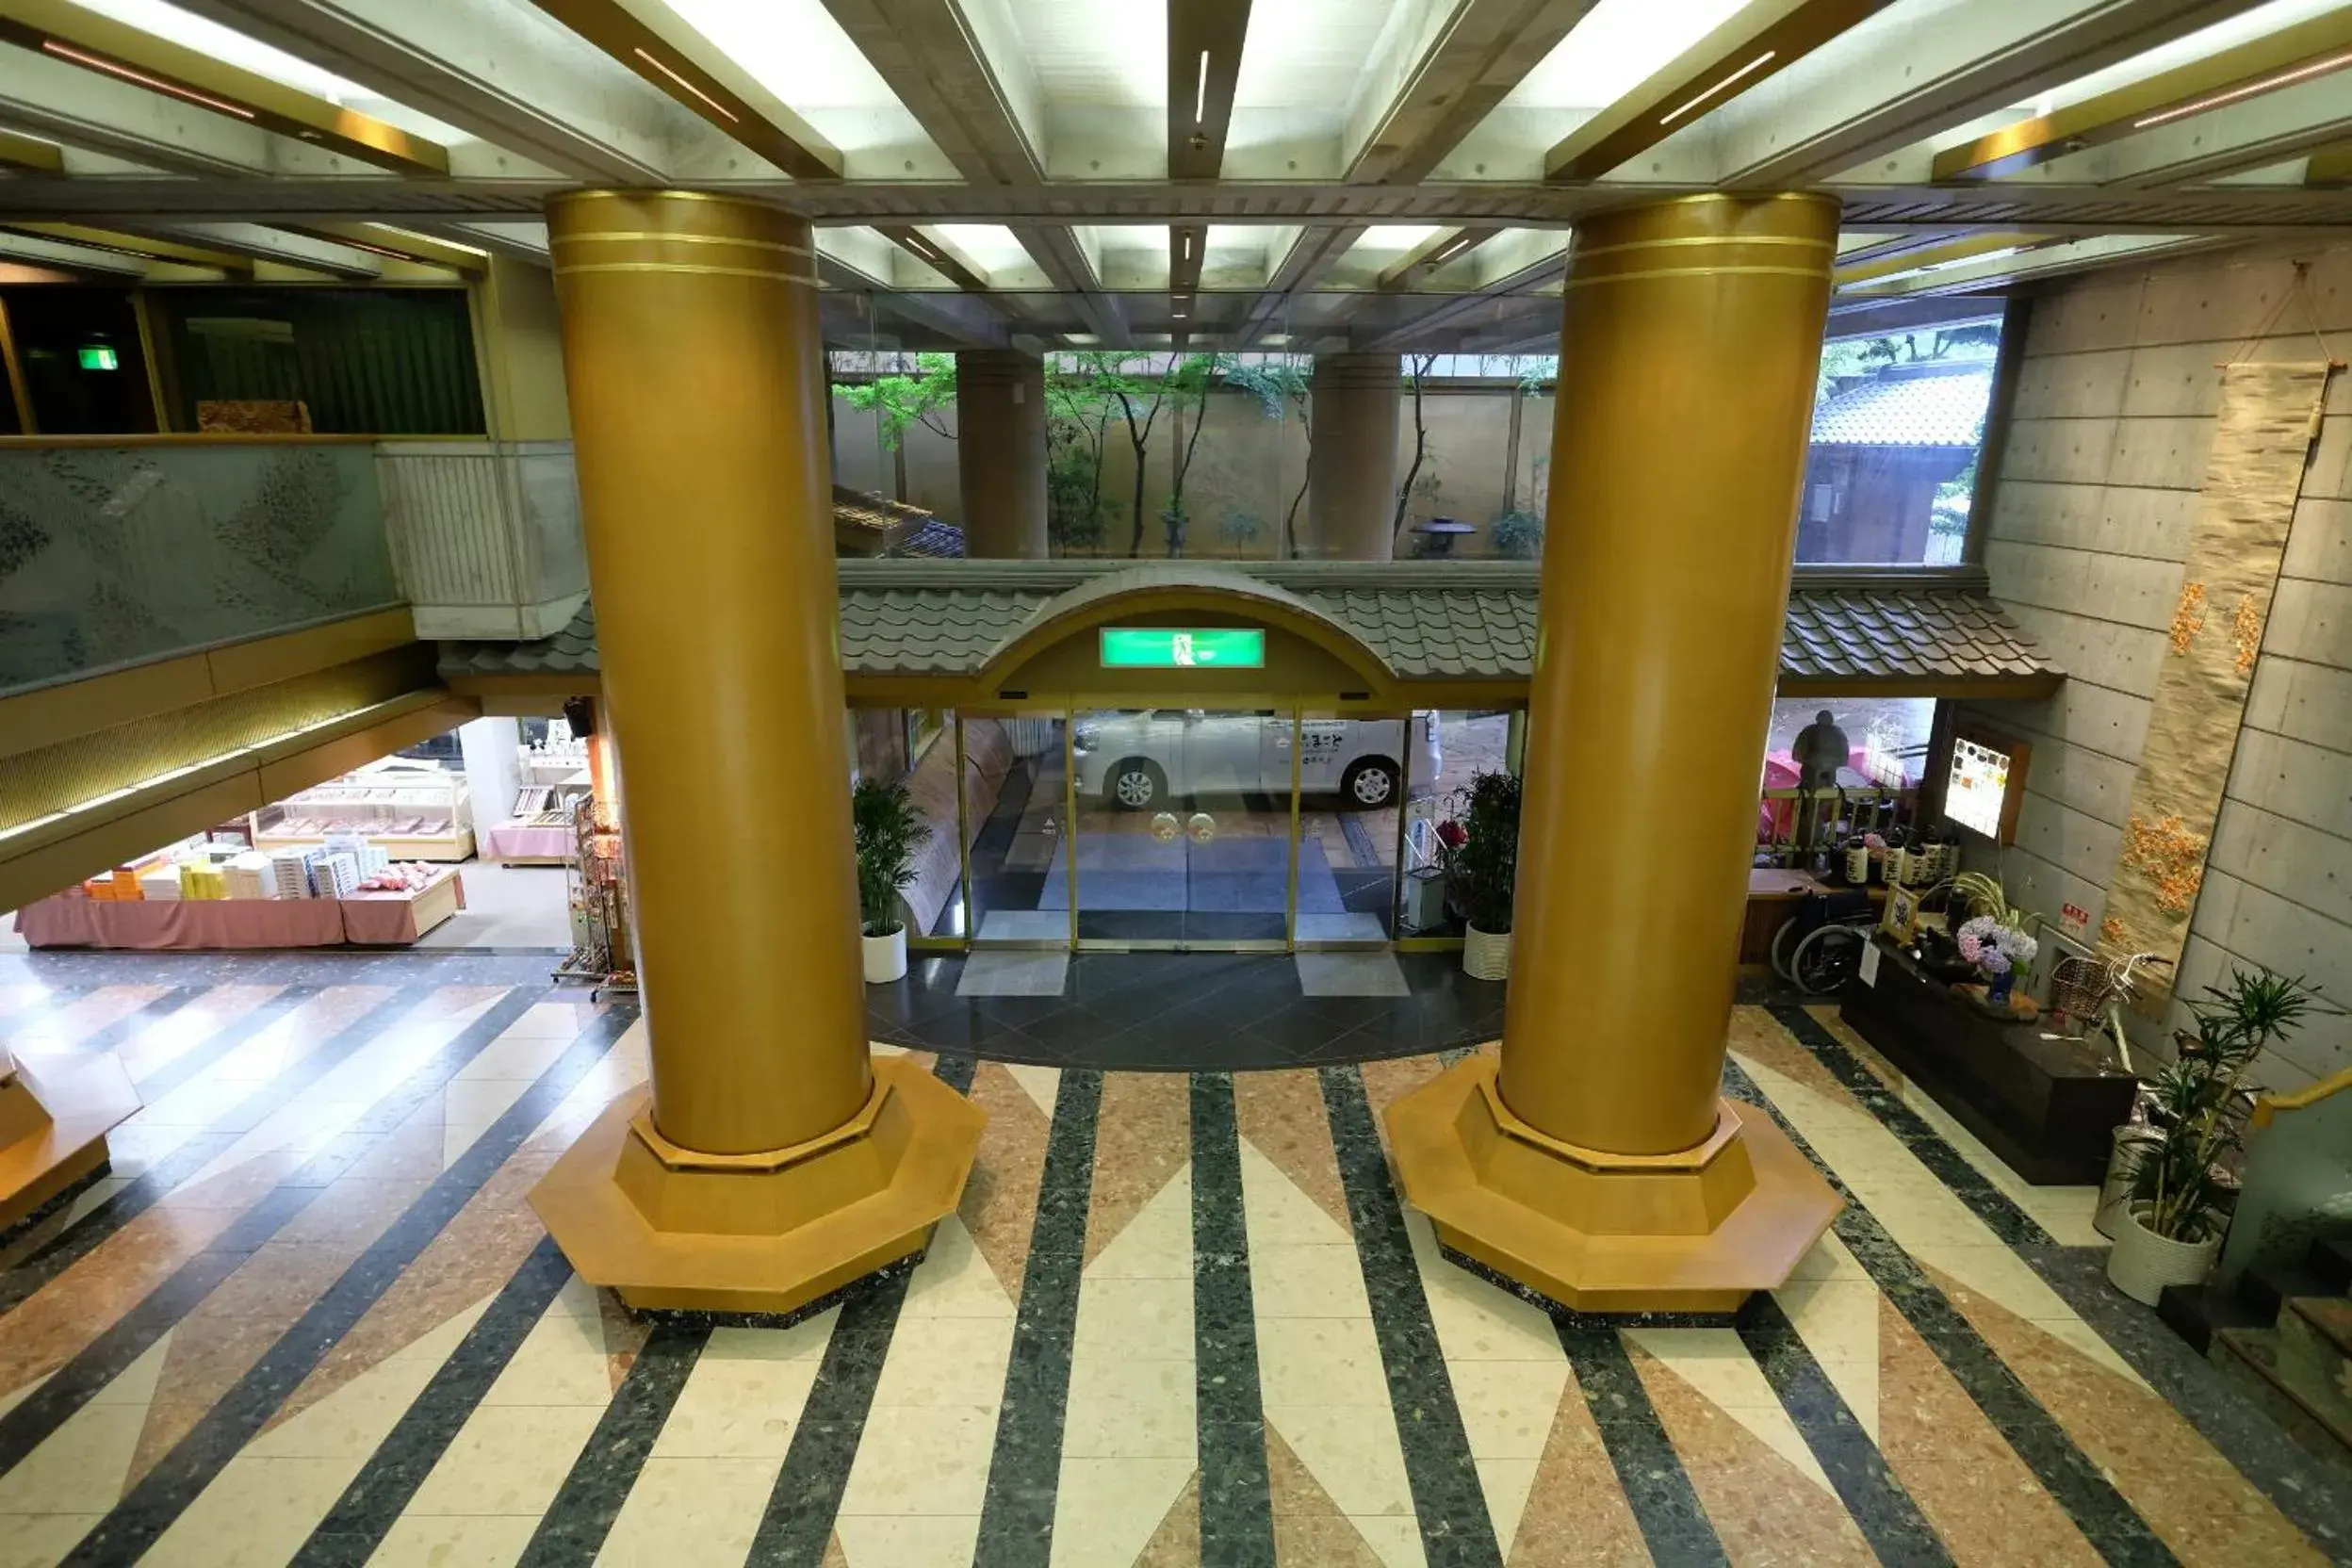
[2100,360,2333,1008]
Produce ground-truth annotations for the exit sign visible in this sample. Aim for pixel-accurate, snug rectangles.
[1100,628,1265,669]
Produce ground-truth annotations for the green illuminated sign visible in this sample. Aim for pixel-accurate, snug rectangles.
[1100,627,1266,670]
[77,346,119,370]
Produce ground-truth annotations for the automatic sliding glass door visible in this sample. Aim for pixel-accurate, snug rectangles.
[960,712,1074,948]
[1070,708,1295,948]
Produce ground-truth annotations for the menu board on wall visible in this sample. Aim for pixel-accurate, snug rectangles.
[1947,736,2014,841]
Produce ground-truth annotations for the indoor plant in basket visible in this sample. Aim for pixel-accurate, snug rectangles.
[2106,966,2329,1304]
[1438,769,1521,981]
[852,777,932,984]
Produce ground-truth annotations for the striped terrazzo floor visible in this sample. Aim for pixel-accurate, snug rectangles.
[0,955,2344,1567]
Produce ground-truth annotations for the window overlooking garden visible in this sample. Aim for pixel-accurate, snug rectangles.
[824,317,2002,569]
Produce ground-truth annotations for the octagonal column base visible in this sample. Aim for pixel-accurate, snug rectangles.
[530,1054,985,1316]
[1384,1054,1840,1314]
[1,1052,140,1231]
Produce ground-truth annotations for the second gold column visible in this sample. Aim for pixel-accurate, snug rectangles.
[1384,194,1845,1312]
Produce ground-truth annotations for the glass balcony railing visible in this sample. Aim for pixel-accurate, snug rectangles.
[0,434,589,700]
[0,436,400,696]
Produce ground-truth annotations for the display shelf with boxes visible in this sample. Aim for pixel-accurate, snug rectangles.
[250,759,476,861]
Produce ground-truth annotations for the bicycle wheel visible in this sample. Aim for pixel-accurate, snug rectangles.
[1791,924,1863,995]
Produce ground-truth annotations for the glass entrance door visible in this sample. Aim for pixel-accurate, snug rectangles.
[1067,708,1297,947]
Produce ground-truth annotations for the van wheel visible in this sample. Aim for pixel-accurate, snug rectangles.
[1341,758,1398,809]
[1108,760,1166,809]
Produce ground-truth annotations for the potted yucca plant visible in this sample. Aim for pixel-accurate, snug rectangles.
[2106,966,2329,1303]
[852,777,931,983]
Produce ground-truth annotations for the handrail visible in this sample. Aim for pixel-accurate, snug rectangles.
[2250,1063,2352,1129]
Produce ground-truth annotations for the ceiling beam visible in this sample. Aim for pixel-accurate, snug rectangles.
[816,0,1041,181]
[0,0,448,173]
[415,219,547,262]
[2032,65,2352,187]
[875,224,989,293]
[1361,234,1567,351]
[1344,0,1604,184]
[1834,231,2051,286]
[138,219,383,276]
[1842,233,2221,297]
[273,220,486,270]
[0,227,149,275]
[815,0,1118,337]
[1546,0,1886,181]
[170,0,701,183]
[1235,223,1364,346]
[818,253,1009,350]
[1688,0,2272,188]
[2309,141,2352,186]
[0,127,64,172]
[1,220,253,270]
[1378,225,1503,290]
[521,0,840,179]
[1168,0,1250,182]
[1935,9,2352,181]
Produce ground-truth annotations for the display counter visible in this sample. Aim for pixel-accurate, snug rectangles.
[251,760,475,862]
[1839,934,2137,1184]
[14,869,466,951]
[483,821,575,864]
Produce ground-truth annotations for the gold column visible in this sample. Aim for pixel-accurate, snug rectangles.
[530,192,983,1316]
[956,350,1048,557]
[1384,195,1844,1313]
[1308,352,1401,560]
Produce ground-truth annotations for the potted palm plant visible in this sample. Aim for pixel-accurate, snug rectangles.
[852,777,932,984]
[1438,770,1521,981]
[2106,966,2330,1304]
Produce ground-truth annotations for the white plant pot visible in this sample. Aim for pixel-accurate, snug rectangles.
[861,925,907,984]
[2105,1200,2221,1305]
[1462,923,1511,982]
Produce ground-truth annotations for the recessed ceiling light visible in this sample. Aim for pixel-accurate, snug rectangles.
[2133,48,2352,128]
[633,46,738,123]
[41,41,256,121]
[1658,50,1775,126]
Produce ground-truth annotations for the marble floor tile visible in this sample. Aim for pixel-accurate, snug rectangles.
[368,1511,541,1567]
[402,1402,608,1515]
[0,956,2340,1568]
[651,1322,834,1460]
[142,1452,362,1567]
[595,1454,780,1565]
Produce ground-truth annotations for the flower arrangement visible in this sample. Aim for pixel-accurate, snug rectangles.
[1434,771,1520,935]
[1956,913,2037,1002]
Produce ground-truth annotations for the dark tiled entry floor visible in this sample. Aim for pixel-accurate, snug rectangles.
[866,951,1507,1071]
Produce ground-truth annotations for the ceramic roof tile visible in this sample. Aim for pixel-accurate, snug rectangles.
[442,569,2059,695]
[1810,366,1993,448]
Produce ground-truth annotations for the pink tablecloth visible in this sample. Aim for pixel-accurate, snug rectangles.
[13,895,347,950]
[340,871,466,945]
[14,869,466,950]
[484,823,573,861]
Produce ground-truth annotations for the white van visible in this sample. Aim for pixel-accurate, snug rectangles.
[1072,710,1442,810]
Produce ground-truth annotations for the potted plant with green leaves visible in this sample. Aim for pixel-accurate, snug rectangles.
[1437,769,1521,981]
[2106,966,2331,1304]
[852,777,932,984]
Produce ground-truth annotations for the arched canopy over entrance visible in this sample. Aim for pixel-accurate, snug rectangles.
[974,564,1400,709]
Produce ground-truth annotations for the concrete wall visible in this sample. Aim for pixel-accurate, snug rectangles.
[1964,242,2352,1090]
